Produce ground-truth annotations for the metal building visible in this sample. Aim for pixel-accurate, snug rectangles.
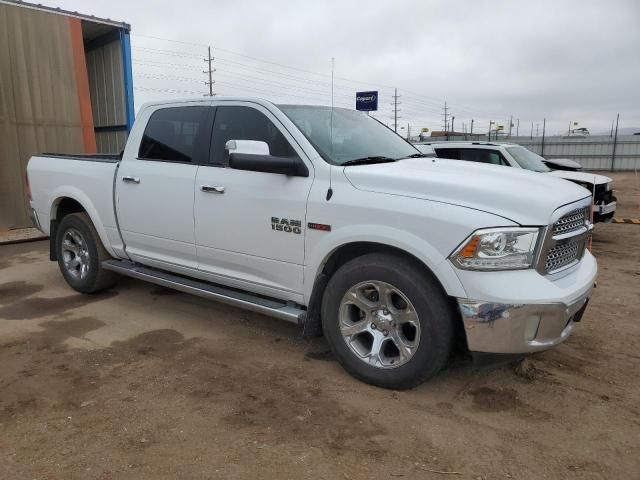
[0,0,134,229]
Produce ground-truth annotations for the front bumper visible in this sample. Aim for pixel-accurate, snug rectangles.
[596,200,616,216]
[458,288,592,354]
[455,249,597,354]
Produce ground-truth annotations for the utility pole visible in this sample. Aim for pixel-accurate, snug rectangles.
[536,123,539,137]
[530,121,533,139]
[451,116,455,135]
[441,101,449,134]
[488,120,493,141]
[203,46,215,96]
[611,113,620,171]
[516,118,520,137]
[407,123,410,140]
[508,115,513,137]
[392,88,401,133]
[541,118,546,157]
[470,119,474,136]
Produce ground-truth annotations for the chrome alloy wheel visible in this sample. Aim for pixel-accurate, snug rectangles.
[61,228,90,280]
[339,281,421,369]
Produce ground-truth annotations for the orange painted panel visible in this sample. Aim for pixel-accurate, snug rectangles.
[68,17,96,153]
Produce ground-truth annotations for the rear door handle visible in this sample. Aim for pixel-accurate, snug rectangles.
[201,185,225,194]
[122,176,140,184]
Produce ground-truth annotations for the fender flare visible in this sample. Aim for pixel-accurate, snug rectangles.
[49,187,117,258]
[305,227,466,301]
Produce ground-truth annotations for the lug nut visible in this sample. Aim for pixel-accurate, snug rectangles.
[383,309,389,315]
[371,323,376,329]
[383,330,389,336]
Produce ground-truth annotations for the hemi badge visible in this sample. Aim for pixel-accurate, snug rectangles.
[308,222,331,232]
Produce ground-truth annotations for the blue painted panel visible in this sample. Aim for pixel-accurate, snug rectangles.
[120,30,135,132]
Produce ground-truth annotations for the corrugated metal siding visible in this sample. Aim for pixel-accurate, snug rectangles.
[511,135,640,171]
[86,39,128,153]
[0,2,84,228]
[431,134,640,171]
[96,130,127,153]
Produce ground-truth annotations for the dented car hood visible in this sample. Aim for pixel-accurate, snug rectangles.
[547,170,612,186]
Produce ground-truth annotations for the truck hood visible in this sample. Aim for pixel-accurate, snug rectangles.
[343,158,591,226]
[547,170,611,186]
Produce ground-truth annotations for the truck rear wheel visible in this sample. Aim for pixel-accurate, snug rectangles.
[55,212,117,293]
[321,253,453,389]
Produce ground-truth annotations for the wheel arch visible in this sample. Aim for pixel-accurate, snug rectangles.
[48,190,115,260]
[302,240,466,342]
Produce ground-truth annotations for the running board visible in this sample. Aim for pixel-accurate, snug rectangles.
[102,259,305,325]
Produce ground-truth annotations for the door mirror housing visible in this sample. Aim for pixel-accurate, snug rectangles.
[225,139,270,156]
[229,153,309,177]
[225,139,308,177]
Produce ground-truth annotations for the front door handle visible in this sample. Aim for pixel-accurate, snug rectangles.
[201,185,225,194]
[122,176,140,184]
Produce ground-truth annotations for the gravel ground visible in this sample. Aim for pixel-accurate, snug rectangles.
[0,172,638,480]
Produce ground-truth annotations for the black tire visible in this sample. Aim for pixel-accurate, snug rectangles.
[55,212,117,293]
[321,253,454,389]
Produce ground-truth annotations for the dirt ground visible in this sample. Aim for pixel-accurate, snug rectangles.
[1,172,639,480]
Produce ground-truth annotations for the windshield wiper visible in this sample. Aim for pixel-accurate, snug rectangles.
[341,156,398,166]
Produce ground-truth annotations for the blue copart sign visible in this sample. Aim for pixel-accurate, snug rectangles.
[356,91,378,111]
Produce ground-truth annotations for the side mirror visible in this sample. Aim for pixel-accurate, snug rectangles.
[229,154,308,177]
[225,139,308,177]
[225,139,270,156]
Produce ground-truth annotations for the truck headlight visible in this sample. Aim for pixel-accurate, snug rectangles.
[451,228,540,271]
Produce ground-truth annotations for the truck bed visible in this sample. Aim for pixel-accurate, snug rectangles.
[27,154,123,257]
[39,153,121,163]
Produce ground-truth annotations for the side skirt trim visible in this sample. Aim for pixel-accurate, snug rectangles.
[102,259,305,325]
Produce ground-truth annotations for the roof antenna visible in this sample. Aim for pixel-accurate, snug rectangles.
[327,57,335,201]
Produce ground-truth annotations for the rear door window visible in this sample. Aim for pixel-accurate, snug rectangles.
[138,106,211,163]
[458,148,507,166]
[434,148,461,159]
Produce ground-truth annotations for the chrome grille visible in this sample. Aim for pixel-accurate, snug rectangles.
[539,204,591,275]
[553,207,589,235]
[545,241,581,272]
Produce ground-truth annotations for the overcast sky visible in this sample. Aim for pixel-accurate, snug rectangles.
[47,0,640,135]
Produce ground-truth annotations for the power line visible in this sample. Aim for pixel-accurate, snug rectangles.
[131,32,510,119]
[133,59,202,70]
[132,46,201,59]
[132,46,454,117]
[134,85,204,95]
[131,34,538,130]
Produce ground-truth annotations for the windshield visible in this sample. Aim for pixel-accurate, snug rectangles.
[278,105,419,165]
[506,146,550,172]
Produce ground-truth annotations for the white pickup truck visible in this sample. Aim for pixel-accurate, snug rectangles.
[26,98,597,389]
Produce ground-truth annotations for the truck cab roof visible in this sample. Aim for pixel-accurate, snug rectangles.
[138,96,275,110]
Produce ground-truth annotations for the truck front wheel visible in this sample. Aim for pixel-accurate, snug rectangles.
[321,253,454,389]
[55,212,117,294]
